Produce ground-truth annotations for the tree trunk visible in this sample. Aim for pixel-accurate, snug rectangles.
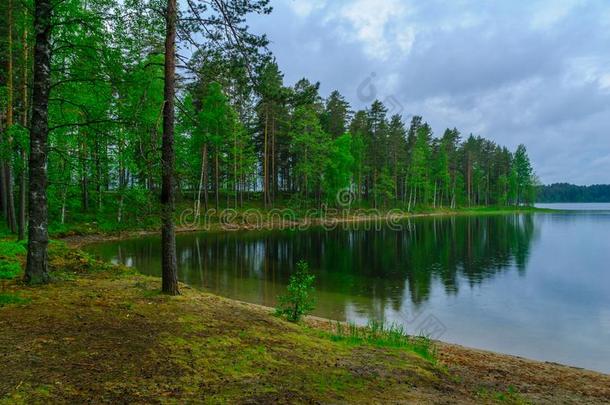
[203,143,208,211]
[0,154,5,219]
[18,152,26,239]
[117,138,126,224]
[18,25,28,241]
[25,0,52,284]
[5,0,17,233]
[263,108,269,208]
[5,167,17,232]
[233,130,238,209]
[195,145,205,218]
[467,152,472,206]
[269,116,277,207]
[80,138,89,211]
[160,0,179,295]
[215,150,219,210]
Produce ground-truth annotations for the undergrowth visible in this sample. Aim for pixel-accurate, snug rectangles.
[0,293,30,307]
[0,240,26,280]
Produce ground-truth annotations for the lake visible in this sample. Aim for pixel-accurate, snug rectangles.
[86,205,610,374]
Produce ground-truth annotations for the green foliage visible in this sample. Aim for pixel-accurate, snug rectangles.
[0,262,22,280]
[0,0,539,240]
[330,320,437,363]
[374,167,395,207]
[323,133,354,204]
[0,240,27,257]
[288,105,330,201]
[476,385,532,404]
[537,183,610,203]
[0,241,26,279]
[275,260,316,322]
[0,293,30,307]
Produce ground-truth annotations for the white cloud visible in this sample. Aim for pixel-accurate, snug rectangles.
[286,0,327,17]
[251,0,610,183]
[562,57,610,93]
[334,0,415,60]
[530,0,581,29]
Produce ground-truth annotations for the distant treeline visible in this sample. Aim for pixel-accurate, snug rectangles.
[537,183,610,202]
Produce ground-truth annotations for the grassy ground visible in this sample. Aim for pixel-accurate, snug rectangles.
[1,242,609,404]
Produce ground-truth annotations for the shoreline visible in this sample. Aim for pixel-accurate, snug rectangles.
[60,205,551,248]
[55,205,607,377]
[1,249,608,402]
[192,293,610,377]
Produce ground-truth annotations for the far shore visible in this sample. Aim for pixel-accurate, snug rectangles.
[60,205,553,248]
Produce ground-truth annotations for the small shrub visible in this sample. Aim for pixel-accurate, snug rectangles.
[275,260,315,322]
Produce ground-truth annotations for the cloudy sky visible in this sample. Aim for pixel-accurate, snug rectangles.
[248,0,610,185]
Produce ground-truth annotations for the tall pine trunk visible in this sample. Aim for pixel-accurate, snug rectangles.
[5,0,17,233]
[160,0,179,295]
[203,143,208,211]
[18,23,29,241]
[215,150,219,210]
[25,0,52,284]
[263,108,269,208]
[195,145,205,218]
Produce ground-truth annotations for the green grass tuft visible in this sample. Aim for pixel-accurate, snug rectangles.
[0,261,22,280]
[0,240,27,257]
[329,320,437,363]
[0,293,30,307]
[476,385,532,404]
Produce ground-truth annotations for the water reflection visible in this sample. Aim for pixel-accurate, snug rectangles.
[90,214,537,320]
[87,212,610,373]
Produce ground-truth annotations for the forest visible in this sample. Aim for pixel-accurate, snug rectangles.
[0,0,536,290]
[537,183,610,203]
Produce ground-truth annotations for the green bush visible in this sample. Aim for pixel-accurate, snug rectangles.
[275,260,315,322]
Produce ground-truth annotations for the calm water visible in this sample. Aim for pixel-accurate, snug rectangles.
[536,202,610,211]
[86,208,610,374]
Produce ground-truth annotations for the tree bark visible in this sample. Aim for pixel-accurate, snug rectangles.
[215,149,219,210]
[25,0,52,284]
[195,145,205,218]
[18,24,29,241]
[4,0,17,233]
[160,0,179,295]
[0,154,5,219]
[263,107,269,208]
[271,115,275,206]
[4,166,17,232]
[203,143,208,211]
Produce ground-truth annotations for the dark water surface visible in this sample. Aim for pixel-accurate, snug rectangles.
[86,209,610,373]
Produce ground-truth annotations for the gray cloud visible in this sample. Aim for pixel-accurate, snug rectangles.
[250,0,610,184]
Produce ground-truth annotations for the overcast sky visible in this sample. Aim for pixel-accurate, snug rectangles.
[248,0,610,185]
